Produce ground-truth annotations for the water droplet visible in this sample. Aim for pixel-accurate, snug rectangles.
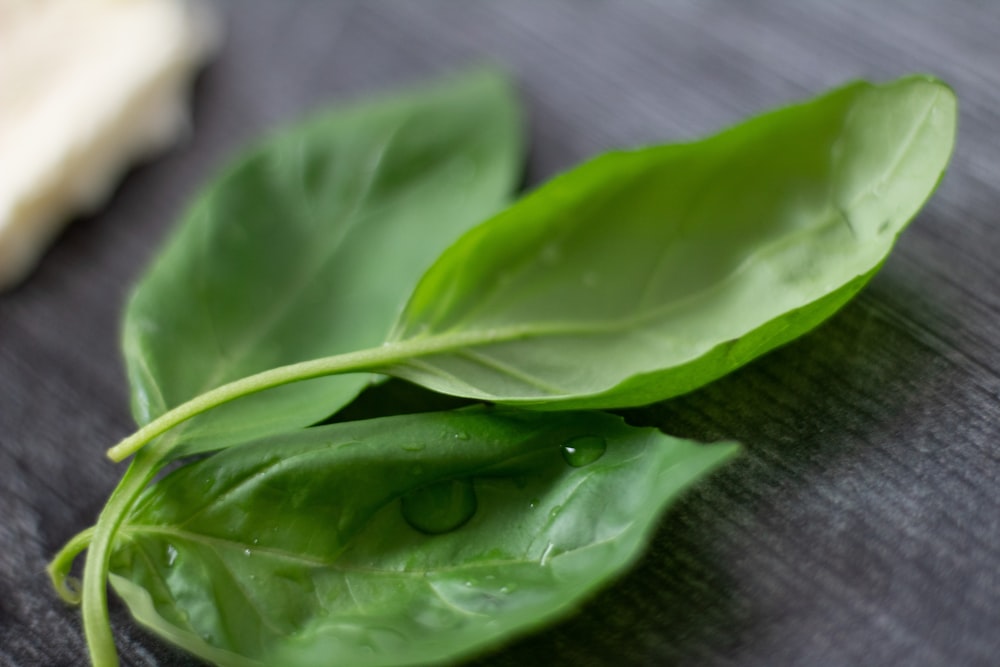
[549,505,563,519]
[401,478,477,535]
[166,544,178,567]
[252,537,259,545]
[540,543,556,566]
[464,580,472,587]
[65,576,82,596]
[243,548,252,557]
[454,431,470,441]
[500,586,509,594]
[560,435,606,467]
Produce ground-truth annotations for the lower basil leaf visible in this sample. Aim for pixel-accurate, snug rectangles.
[108,409,737,666]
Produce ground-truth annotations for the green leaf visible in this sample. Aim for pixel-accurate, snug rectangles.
[122,69,522,456]
[104,75,957,466]
[377,75,956,409]
[107,409,737,666]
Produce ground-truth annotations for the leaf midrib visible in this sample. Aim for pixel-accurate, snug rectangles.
[393,205,879,358]
[119,524,560,576]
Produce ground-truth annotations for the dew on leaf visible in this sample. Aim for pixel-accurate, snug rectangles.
[560,435,606,467]
[401,478,477,535]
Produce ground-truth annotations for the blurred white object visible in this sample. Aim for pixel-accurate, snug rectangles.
[0,0,218,290]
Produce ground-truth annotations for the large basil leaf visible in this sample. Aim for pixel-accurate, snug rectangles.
[122,70,522,454]
[107,409,736,666]
[377,76,955,409]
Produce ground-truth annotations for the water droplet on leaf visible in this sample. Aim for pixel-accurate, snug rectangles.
[540,543,556,566]
[560,435,606,467]
[401,478,477,535]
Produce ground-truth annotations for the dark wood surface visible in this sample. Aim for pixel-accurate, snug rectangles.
[3,2,1000,665]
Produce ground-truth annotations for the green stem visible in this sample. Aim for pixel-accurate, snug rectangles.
[79,328,518,662]
[106,331,503,462]
[81,445,166,667]
[47,526,96,604]
[105,344,397,462]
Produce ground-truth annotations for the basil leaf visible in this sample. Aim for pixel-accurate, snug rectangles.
[107,409,736,666]
[122,69,522,455]
[380,76,955,409]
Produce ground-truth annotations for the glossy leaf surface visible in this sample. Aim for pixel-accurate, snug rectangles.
[108,409,736,666]
[122,70,522,454]
[382,76,956,408]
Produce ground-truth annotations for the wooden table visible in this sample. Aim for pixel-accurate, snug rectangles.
[3,2,999,665]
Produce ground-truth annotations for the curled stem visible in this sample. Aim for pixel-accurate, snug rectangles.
[47,526,96,605]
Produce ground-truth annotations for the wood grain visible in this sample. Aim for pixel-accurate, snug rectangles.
[2,2,999,665]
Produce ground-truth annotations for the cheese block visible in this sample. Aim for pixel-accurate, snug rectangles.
[0,0,218,290]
